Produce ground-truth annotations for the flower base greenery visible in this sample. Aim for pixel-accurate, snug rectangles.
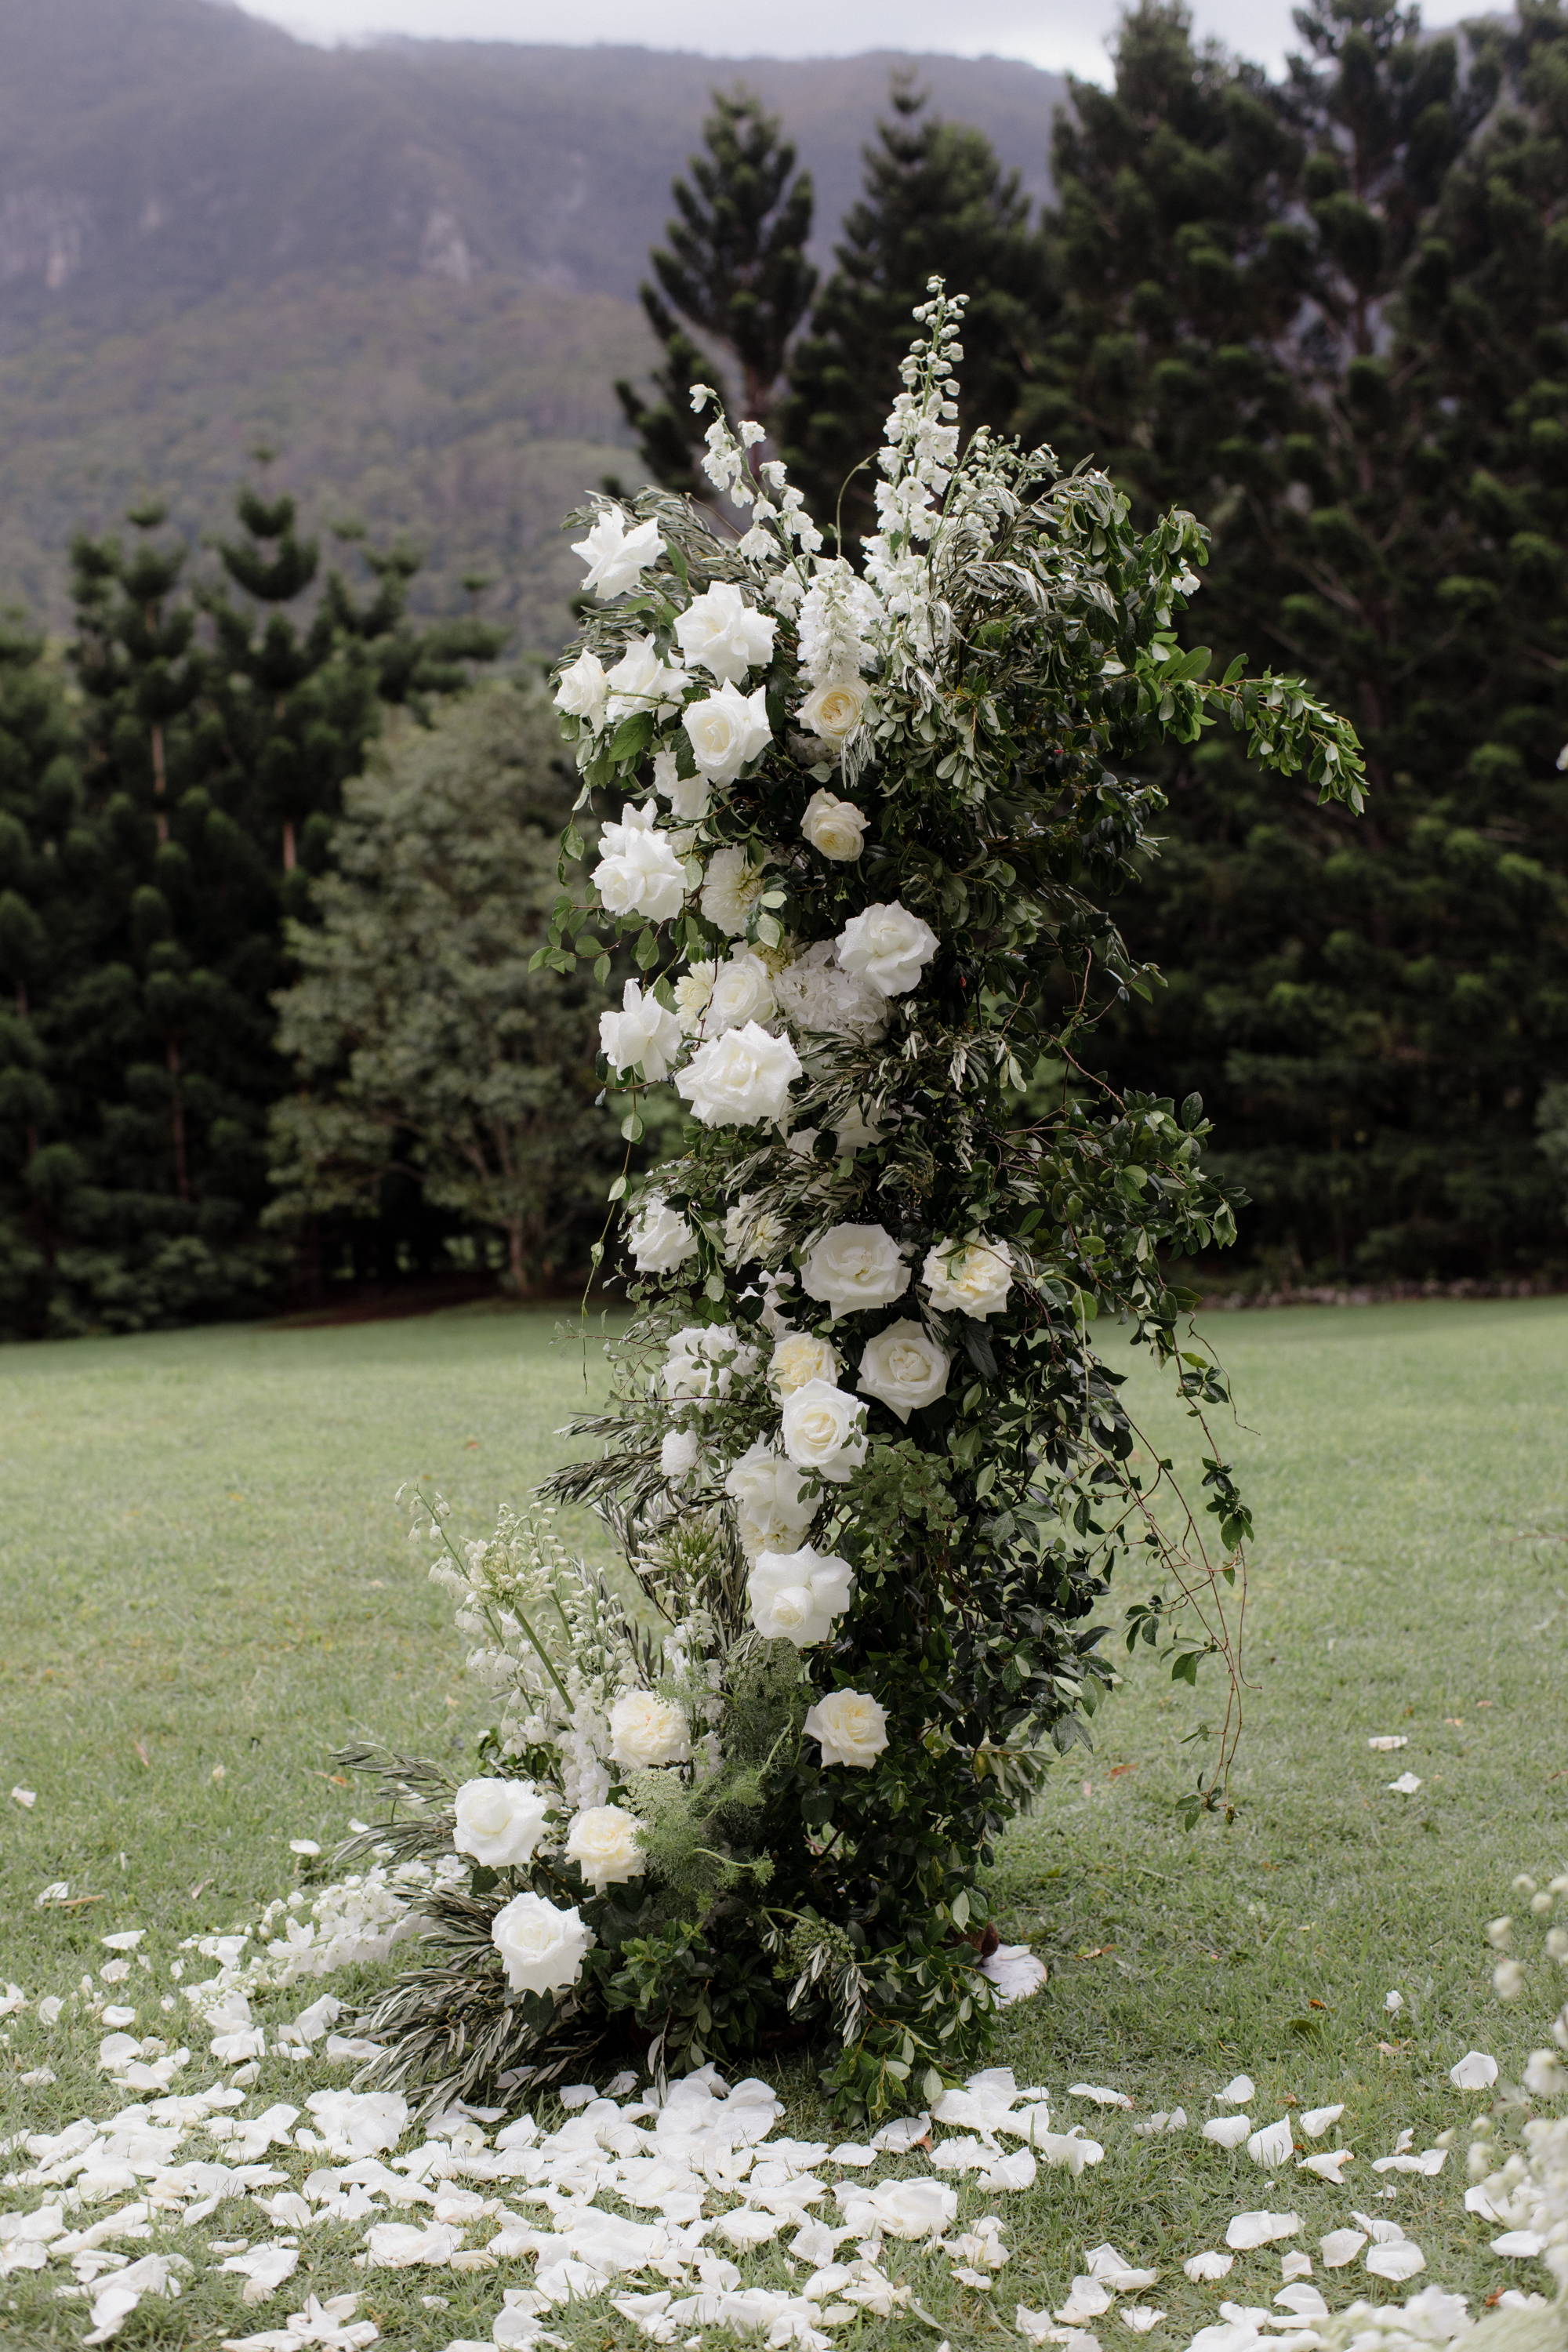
[350,283,1365,2122]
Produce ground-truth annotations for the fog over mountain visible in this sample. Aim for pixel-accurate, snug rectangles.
[0,0,1065,644]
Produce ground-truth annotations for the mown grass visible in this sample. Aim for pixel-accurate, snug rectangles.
[2,1295,1565,2350]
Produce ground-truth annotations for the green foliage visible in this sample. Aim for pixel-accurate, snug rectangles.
[616,88,816,489]
[267,682,620,1295]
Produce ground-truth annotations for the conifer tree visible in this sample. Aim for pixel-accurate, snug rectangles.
[616,89,816,490]
[779,82,1047,534]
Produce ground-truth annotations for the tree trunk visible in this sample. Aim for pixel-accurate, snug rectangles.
[165,1035,189,1203]
[151,721,169,845]
[281,819,296,873]
[505,1218,532,1297]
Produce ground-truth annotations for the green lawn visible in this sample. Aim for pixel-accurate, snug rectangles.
[2,1297,1565,2349]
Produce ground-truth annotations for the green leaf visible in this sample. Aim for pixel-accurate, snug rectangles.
[608,710,656,764]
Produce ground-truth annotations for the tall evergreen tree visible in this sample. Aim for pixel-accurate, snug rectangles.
[779,82,1047,535]
[615,89,816,490]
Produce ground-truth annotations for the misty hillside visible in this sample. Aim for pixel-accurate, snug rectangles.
[0,0,1067,644]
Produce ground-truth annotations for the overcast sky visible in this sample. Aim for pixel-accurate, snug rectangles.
[241,0,1483,83]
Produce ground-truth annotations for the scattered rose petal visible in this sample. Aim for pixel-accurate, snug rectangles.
[1185,2252,1235,2282]
[1216,2077,1256,2106]
[1449,2051,1499,2090]
[1366,2241,1428,2281]
[1247,2119,1295,2169]
[1298,2150,1355,2184]
[1225,2212,1301,2250]
[1120,2308,1166,2332]
[1320,2230,1369,2269]
[1069,2084,1134,2108]
[1387,1773,1423,1795]
[1298,2105,1345,2139]
[1367,1737,1408,1751]
[1490,2231,1547,2259]
[10,1786,37,1808]
[1203,2114,1254,2150]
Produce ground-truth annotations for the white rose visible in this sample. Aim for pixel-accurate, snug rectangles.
[800,1223,910,1319]
[702,953,777,1034]
[604,633,688,722]
[836,900,939,999]
[676,1022,802,1128]
[491,1890,594,1998]
[780,1378,868,1483]
[628,1199,697,1276]
[748,1544,853,1647]
[798,677,871,746]
[608,1690,691,1769]
[564,1804,648,1893]
[661,1323,759,1410]
[724,1440,818,1559]
[452,1777,551,1869]
[591,802,688,924]
[675,582,777,684]
[768,1330,840,1396]
[800,788,868,861]
[922,1237,1014,1319]
[803,1688,889,1769]
[837,2176,956,2238]
[683,683,772,786]
[723,1196,786,1265]
[571,506,664,601]
[772,941,887,1040]
[599,977,681,1080]
[856,1318,951,1421]
[699,846,771,936]
[652,745,713,822]
[660,1428,700,1481]
[554,648,608,729]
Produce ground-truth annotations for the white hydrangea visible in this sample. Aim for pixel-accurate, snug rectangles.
[661,1323,760,1411]
[772,942,887,1040]
[700,846,771,937]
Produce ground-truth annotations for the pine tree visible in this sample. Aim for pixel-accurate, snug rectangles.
[616,89,816,490]
[267,682,618,1295]
[0,619,86,1335]
[779,82,1047,535]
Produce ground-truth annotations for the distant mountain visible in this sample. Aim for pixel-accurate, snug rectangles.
[0,0,1068,644]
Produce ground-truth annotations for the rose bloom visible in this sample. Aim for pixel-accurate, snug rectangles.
[608,1690,691,1769]
[570,505,664,601]
[599,977,681,1080]
[677,1022,802,1128]
[702,952,777,1034]
[922,1237,1014,1319]
[803,1687,889,1768]
[553,648,608,729]
[490,1890,594,1998]
[652,744,711,822]
[452,1777,551,1869]
[800,788,868,861]
[772,941,887,1040]
[723,1196,786,1265]
[674,581,777,684]
[604,633,688,723]
[683,682,772,786]
[660,1428,700,1481]
[628,1199,697,1276]
[591,802,688,924]
[660,1323,759,1410]
[798,677,870,746]
[747,1544,853,1647]
[856,1318,951,1421]
[836,900,939,999]
[800,1222,910,1319]
[780,1377,869,1483]
[564,1803,648,1893]
[768,1330,840,1396]
[724,1440,818,1558]
[700,845,770,935]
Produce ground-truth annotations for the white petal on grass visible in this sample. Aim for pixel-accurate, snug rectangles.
[1298,2104,1345,2139]
[1247,2120,1296,2168]
[1279,2254,1313,2282]
[288,1840,321,1857]
[9,1786,37,1807]
[1185,2252,1235,2282]
[100,1931,144,1951]
[1069,2083,1134,2108]
[1450,2051,1499,2090]
[1216,2076,1256,2106]
[1490,2230,1548,2259]
[981,1944,1049,2002]
[1225,2212,1302,2250]
[1320,2230,1368,2268]
[220,2245,300,2306]
[1367,1736,1409,1751]
[1120,2309,1167,2332]
[1275,2285,1330,2318]
[1298,2150,1356,2184]
[1387,1773,1423,1795]
[1203,2114,1254,2149]
[1365,2240,1428,2282]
